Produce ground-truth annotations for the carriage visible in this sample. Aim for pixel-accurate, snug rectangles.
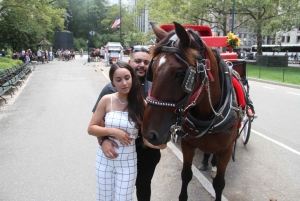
[143,22,256,201]
[105,42,123,66]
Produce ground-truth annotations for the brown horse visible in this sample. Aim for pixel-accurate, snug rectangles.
[142,22,241,201]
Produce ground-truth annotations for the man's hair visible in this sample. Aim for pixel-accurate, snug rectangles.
[130,47,149,59]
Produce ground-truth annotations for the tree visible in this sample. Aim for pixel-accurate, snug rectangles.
[235,0,300,55]
[0,0,67,51]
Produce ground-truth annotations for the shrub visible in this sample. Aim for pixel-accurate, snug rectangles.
[0,57,23,72]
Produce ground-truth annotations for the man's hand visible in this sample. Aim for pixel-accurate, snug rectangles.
[101,139,119,158]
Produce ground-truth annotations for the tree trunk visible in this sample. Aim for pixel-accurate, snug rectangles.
[256,23,263,56]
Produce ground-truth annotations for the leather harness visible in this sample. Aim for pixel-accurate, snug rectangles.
[146,31,240,139]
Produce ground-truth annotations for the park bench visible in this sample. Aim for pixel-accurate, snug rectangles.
[0,63,31,104]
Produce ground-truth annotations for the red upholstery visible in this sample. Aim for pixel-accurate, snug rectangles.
[232,77,246,108]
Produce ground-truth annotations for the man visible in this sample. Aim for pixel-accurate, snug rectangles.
[21,49,25,62]
[37,49,42,64]
[1,49,5,57]
[92,48,160,201]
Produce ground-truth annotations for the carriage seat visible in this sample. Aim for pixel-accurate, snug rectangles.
[232,76,246,108]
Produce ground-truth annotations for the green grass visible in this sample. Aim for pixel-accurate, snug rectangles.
[0,57,23,72]
[246,65,300,85]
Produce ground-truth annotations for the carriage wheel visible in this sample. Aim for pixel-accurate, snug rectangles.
[241,115,252,145]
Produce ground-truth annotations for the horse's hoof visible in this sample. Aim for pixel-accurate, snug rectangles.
[198,164,208,171]
[211,171,217,179]
[211,166,217,179]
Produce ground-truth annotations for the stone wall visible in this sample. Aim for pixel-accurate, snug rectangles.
[257,56,288,67]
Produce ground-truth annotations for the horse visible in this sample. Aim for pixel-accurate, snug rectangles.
[142,22,241,201]
[90,48,101,62]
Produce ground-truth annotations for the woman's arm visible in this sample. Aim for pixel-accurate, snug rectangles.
[87,95,132,146]
[142,137,167,149]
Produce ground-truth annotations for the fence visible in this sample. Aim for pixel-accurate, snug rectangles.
[246,65,300,85]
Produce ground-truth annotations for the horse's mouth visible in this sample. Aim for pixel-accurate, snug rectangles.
[147,132,171,146]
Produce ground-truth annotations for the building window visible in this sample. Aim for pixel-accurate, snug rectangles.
[244,33,247,38]
[248,41,251,45]
[239,33,242,38]
[281,36,285,42]
[287,36,290,43]
[298,36,300,43]
[244,27,247,32]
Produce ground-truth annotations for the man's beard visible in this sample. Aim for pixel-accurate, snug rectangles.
[135,67,146,81]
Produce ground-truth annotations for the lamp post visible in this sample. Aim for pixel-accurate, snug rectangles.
[119,0,122,45]
[231,0,235,32]
[87,0,90,63]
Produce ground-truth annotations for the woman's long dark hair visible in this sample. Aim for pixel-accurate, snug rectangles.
[109,61,145,129]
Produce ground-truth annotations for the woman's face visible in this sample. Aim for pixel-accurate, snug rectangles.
[113,68,132,94]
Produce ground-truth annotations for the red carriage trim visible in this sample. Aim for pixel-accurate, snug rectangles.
[160,24,212,37]
[232,76,246,108]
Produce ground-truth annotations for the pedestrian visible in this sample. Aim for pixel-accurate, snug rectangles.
[92,48,163,201]
[13,50,18,60]
[49,50,53,61]
[80,48,83,57]
[88,61,166,201]
[57,49,62,61]
[37,49,42,64]
[25,49,30,63]
[21,48,25,62]
[1,49,5,57]
[42,50,46,64]
[45,50,48,63]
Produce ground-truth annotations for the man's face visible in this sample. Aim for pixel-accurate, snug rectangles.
[128,52,150,78]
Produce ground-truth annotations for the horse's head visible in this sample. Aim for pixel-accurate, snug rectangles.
[142,22,221,145]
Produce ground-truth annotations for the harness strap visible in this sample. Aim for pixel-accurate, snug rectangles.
[161,46,181,54]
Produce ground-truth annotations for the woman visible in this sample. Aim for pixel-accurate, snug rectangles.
[88,61,166,201]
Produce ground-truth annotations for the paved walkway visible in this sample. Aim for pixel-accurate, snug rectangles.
[0,56,216,201]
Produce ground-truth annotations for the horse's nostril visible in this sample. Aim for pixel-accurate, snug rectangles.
[149,132,159,142]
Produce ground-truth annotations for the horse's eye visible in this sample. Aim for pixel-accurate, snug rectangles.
[175,71,186,80]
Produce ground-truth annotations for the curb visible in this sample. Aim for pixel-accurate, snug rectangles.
[248,77,300,89]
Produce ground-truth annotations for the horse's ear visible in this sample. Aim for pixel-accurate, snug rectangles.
[150,22,167,41]
[173,22,190,47]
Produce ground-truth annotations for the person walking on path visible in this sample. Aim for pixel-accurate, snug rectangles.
[1,49,5,57]
[37,49,42,64]
[92,48,163,201]
[25,49,30,63]
[80,48,83,57]
[88,61,165,201]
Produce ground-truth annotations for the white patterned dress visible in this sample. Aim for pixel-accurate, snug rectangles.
[95,95,138,201]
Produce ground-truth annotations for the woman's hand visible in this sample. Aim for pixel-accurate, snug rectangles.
[110,128,133,146]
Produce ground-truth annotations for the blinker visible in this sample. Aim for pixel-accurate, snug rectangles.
[182,67,196,93]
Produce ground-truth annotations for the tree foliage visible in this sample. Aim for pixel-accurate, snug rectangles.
[1,0,299,54]
[0,0,67,52]
[235,0,300,55]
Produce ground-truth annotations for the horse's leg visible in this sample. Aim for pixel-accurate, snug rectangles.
[213,148,232,201]
[179,139,195,201]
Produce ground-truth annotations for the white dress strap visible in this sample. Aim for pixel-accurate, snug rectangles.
[110,95,113,111]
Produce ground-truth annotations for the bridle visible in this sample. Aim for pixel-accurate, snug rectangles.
[146,31,216,138]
